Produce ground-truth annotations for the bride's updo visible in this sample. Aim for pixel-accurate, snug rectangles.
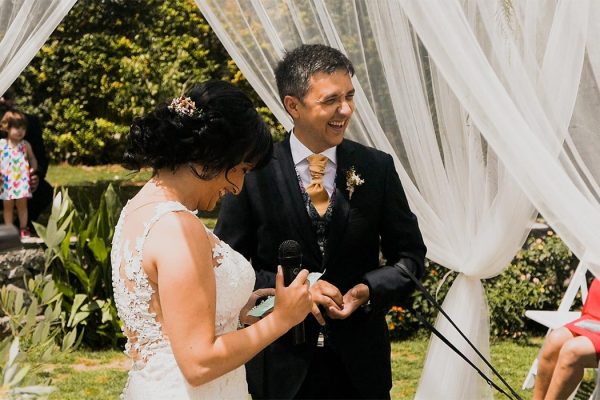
[123,80,273,179]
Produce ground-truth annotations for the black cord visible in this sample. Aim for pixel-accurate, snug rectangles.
[400,265,523,400]
[412,310,517,400]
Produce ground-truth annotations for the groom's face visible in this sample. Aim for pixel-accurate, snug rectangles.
[286,69,355,153]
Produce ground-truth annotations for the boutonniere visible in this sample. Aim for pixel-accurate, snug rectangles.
[345,166,364,200]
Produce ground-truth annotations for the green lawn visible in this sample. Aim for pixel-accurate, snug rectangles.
[40,337,595,400]
[46,164,151,187]
[45,164,217,228]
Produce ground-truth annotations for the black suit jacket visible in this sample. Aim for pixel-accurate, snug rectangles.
[24,114,48,180]
[215,135,426,398]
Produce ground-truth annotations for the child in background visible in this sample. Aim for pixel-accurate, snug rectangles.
[0,110,38,238]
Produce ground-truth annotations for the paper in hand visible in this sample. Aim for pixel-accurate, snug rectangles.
[247,272,323,318]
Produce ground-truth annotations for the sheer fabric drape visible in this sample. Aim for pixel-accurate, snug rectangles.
[402,0,600,268]
[194,1,582,398]
[0,0,76,96]
[398,1,598,397]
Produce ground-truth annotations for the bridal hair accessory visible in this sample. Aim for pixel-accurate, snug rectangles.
[168,96,203,118]
[346,166,364,200]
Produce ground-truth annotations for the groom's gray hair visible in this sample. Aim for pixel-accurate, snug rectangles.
[274,44,354,103]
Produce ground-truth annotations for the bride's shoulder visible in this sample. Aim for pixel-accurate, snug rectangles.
[146,210,213,256]
[150,209,205,238]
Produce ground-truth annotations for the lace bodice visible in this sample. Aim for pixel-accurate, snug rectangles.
[111,200,255,399]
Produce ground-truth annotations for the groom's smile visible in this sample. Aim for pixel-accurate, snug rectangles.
[286,69,355,153]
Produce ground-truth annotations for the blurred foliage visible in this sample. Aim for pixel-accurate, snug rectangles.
[387,229,579,340]
[34,186,123,349]
[12,0,284,164]
[0,274,79,398]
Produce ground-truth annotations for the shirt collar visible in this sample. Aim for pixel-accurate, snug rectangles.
[290,130,337,166]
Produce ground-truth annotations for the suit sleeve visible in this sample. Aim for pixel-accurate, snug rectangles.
[361,154,426,312]
[214,184,276,289]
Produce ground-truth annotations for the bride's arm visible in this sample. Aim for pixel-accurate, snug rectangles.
[146,212,311,387]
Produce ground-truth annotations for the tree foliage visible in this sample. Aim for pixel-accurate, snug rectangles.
[12,0,284,164]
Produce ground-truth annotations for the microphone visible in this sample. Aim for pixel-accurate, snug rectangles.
[278,240,305,345]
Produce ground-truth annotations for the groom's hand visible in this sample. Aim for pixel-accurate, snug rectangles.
[309,280,343,326]
[327,283,370,320]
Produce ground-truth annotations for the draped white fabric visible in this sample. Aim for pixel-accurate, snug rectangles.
[399,1,600,397]
[194,1,588,398]
[0,0,77,96]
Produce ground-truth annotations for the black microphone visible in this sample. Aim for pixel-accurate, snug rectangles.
[278,240,305,345]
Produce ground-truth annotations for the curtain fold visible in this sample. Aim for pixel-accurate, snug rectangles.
[196,0,600,398]
[398,1,592,396]
[195,1,589,398]
[1,0,82,96]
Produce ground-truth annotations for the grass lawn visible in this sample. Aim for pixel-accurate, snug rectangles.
[46,164,151,187]
[40,337,596,400]
[45,164,217,228]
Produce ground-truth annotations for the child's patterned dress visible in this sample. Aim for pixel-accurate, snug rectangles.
[0,138,31,200]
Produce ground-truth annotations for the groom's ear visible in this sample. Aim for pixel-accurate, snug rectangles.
[283,95,301,119]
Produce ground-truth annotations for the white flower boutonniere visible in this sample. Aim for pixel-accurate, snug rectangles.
[346,167,364,200]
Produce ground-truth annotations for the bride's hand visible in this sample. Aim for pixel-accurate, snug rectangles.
[272,266,312,328]
[239,288,275,326]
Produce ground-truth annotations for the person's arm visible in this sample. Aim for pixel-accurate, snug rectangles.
[24,140,38,172]
[327,154,426,319]
[361,154,426,313]
[148,212,311,386]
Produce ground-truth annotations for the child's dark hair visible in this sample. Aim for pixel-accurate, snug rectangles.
[1,110,28,132]
[123,80,273,178]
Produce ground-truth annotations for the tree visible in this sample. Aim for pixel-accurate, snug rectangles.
[12,0,283,164]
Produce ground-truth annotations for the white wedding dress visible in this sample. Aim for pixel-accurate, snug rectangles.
[111,201,255,399]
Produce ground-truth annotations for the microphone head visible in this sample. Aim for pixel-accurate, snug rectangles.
[278,239,301,259]
[278,240,302,285]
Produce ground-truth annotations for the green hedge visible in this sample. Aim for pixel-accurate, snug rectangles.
[388,229,580,340]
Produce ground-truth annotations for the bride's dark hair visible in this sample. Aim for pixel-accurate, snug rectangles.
[123,80,273,178]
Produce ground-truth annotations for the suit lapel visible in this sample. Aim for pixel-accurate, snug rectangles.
[273,136,321,264]
[323,140,353,269]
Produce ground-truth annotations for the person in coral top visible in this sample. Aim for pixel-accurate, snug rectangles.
[534,278,600,400]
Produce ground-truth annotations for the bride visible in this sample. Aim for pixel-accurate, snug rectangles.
[111,80,312,399]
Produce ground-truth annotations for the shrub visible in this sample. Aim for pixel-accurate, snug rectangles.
[0,274,78,398]
[34,186,124,349]
[486,231,578,338]
[13,0,285,164]
[387,230,578,340]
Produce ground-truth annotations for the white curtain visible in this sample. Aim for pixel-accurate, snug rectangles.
[401,0,600,269]
[194,1,589,398]
[0,0,77,96]
[398,1,597,398]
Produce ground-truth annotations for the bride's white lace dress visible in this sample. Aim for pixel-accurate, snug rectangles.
[111,201,255,399]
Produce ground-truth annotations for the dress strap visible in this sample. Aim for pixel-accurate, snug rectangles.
[134,201,198,257]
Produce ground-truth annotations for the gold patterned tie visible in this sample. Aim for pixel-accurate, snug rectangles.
[306,154,329,216]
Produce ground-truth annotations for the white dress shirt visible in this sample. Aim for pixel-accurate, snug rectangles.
[290,131,337,198]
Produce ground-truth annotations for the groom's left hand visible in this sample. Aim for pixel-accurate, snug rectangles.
[326,283,370,319]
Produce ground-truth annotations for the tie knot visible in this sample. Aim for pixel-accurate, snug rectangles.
[307,154,328,179]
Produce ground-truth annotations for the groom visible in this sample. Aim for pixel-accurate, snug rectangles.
[215,44,426,399]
